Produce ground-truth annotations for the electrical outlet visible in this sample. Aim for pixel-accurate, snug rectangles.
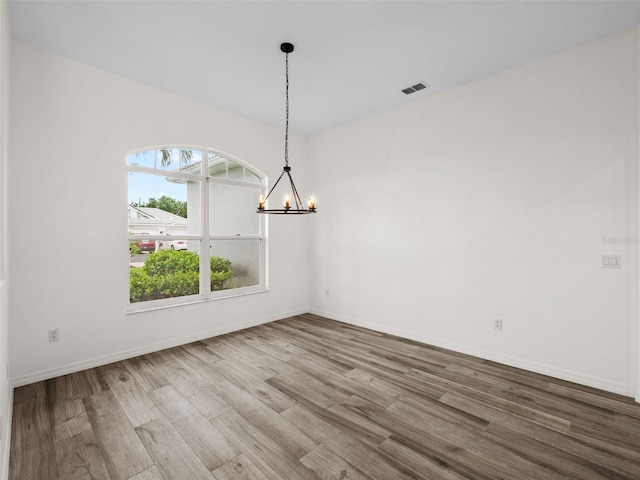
[48,328,60,342]
[494,319,503,331]
[325,289,330,298]
[601,255,621,269]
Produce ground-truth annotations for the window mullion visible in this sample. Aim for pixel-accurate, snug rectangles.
[201,172,210,297]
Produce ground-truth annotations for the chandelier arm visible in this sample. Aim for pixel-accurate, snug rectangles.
[286,171,304,210]
[262,169,286,202]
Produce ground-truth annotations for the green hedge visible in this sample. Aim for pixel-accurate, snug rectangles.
[210,256,233,291]
[130,250,232,303]
[129,241,140,255]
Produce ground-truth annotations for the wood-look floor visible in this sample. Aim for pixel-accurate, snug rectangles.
[9,314,640,480]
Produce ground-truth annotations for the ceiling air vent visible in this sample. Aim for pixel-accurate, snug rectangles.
[401,82,428,95]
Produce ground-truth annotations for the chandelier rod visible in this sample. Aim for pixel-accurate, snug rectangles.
[284,47,290,168]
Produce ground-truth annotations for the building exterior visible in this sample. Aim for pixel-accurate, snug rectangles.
[127,206,187,237]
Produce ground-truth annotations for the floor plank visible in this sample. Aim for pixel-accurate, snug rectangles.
[149,383,200,421]
[101,363,163,427]
[128,466,166,480]
[83,390,154,480]
[322,430,417,480]
[49,375,93,442]
[210,380,318,459]
[54,428,111,480]
[122,354,170,392]
[135,416,216,480]
[212,454,271,480]
[211,410,322,480]
[180,341,225,364]
[9,384,57,480]
[170,380,232,420]
[212,359,295,412]
[299,443,372,480]
[378,437,469,480]
[173,412,241,471]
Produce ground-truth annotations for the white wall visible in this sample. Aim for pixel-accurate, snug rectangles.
[9,41,313,385]
[637,28,640,404]
[0,1,10,477]
[309,27,639,397]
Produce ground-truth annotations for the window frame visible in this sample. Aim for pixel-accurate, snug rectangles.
[127,145,267,312]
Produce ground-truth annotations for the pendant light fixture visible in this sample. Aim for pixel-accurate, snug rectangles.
[257,42,316,215]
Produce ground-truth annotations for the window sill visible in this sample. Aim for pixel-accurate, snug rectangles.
[126,287,268,315]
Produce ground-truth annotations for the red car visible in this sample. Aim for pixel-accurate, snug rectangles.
[136,238,155,252]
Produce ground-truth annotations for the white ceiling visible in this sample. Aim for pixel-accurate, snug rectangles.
[9,1,640,135]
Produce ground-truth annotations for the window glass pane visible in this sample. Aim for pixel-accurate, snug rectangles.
[210,239,260,290]
[209,183,260,235]
[245,169,261,184]
[160,238,194,252]
[130,242,202,303]
[180,149,201,173]
[129,233,159,254]
[156,148,181,171]
[127,150,155,168]
[228,160,243,181]
[128,171,200,234]
[208,152,226,178]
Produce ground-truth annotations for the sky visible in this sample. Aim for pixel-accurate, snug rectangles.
[128,171,188,204]
[127,149,196,203]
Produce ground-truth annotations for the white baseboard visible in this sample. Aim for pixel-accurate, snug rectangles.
[1,387,12,480]
[309,308,637,399]
[12,308,307,387]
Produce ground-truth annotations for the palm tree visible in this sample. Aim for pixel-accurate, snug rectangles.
[159,148,194,168]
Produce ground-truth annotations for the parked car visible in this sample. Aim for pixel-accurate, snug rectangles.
[165,239,188,251]
[136,238,156,252]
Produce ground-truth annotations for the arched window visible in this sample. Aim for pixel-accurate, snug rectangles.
[127,147,266,309]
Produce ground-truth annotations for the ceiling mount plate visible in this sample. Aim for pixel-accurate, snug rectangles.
[281,42,294,54]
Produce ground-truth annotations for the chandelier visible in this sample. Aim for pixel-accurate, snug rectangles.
[257,43,316,215]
